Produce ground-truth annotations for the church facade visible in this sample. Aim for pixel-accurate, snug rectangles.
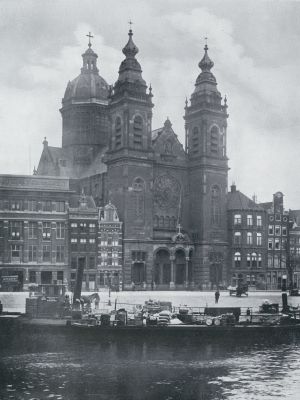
[36,29,229,290]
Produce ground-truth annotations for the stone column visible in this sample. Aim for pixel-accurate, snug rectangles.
[170,256,175,289]
[143,261,147,289]
[159,263,163,284]
[185,257,189,288]
[36,271,41,285]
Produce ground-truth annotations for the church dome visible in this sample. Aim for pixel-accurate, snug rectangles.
[62,43,109,105]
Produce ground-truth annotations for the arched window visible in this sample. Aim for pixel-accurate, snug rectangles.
[234,232,241,245]
[133,177,145,220]
[247,253,251,268]
[247,232,252,245]
[258,254,262,268]
[234,214,242,225]
[133,115,143,148]
[210,126,219,155]
[192,127,199,154]
[211,185,221,226]
[251,253,257,268]
[234,252,241,268]
[154,215,159,228]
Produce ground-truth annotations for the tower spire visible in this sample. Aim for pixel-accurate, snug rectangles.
[122,23,139,58]
[198,39,214,72]
[81,32,98,74]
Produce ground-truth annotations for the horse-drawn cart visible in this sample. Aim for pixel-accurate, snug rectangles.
[228,285,249,297]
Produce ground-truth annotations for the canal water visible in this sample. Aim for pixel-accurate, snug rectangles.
[1,329,300,400]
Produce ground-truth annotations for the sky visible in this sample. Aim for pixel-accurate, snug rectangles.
[0,0,300,208]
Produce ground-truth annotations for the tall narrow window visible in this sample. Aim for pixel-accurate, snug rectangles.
[56,245,65,263]
[258,254,262,268]
[56,222,65,239]
[247,253,251,268]
[11,244,21,260]
[133,116,143,149]
[247,232,252,245]
[28,222,38,239]
[210,126,219,155]
[133,177,145,221]
[42,222,51,240]
[192,127,199,154]
[115,116,122,149]
[251,253,257,268]
[247,215,253,226]
[211,185,221,226]
[234,232,241,245]
[257,232,262,246]
[43,245,51,262]
[257,215,262,227]
[234,214,242,225]
[28,245,37,262]
[234,252,241,268]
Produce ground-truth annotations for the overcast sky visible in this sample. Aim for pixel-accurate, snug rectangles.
[0,0,300,208]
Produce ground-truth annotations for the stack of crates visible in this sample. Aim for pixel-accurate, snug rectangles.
[26,298,39,318]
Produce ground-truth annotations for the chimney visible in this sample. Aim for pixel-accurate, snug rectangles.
[230,182,236,193]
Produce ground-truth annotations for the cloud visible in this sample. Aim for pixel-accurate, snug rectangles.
[0,1,299,209]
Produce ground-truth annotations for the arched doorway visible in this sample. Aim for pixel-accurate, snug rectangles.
[154,249,171,286]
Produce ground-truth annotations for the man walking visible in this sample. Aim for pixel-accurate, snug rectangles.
[215,290,220,304]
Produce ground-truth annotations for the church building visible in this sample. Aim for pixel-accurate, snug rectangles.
[36,28,229,290]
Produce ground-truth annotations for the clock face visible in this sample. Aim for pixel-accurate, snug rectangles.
[154,174,181,209]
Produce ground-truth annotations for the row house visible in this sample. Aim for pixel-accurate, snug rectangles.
[288,210,300,289]
[69,192,98,292]
[98,202,123,291]
[227,184,267,289]
[260,192,289,290]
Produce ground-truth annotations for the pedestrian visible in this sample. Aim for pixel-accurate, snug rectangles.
[215,290,220,304]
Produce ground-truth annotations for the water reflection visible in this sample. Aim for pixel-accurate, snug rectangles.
[1,332,300,400]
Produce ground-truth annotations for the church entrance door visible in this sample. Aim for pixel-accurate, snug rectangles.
[154,249,171,287]
[132,263,144,284]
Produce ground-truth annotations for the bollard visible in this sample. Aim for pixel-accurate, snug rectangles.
[282,292,289,313]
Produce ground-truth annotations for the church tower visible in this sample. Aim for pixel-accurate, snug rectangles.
[106,27,154,288]
[60,35,110,158]
[185,42,229,288]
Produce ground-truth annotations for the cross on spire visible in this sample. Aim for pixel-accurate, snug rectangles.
[128,19,133,34]
[86,31,94,47]
[204,36,208,51]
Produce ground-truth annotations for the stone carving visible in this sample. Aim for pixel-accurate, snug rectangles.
[154,174,181,209]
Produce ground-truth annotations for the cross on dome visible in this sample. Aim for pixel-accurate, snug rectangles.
[86,31,94,47]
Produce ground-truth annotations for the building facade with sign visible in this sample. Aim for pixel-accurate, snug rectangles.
[0,175,71,293]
